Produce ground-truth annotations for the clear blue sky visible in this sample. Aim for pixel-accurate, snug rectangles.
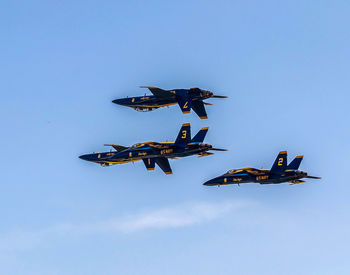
[1,1,349,274]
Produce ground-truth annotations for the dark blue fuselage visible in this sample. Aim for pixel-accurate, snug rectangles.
[79,142,212,166]
[112,88,211,112]
[204,169,308,186]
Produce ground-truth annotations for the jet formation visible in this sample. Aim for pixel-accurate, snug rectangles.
[80,86,320,187]
[79,123,227,174]
[203,151,321,186]
[112,86,227,119]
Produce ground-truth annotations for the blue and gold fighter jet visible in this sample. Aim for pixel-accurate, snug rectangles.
[204,151,321,186]
[112,87,227,119]
[79,123,227,174]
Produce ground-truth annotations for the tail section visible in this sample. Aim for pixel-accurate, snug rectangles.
[192,100,208,119]
[191,127,209,143]
[174,123,191,146]
[287,155,303,170]
[176,91,192,114]
[143,157,173,174]
[155,157,173,175]
[270,151,287,175]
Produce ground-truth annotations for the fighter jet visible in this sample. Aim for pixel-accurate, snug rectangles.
[203,151,321,186]
[79,123,227,174]
[112,87,227,119]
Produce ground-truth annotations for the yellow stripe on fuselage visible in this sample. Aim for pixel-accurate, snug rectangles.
[129,102,177,108]
[96,159,142,164]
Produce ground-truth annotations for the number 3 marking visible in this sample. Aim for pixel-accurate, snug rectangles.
[182,130,187,139]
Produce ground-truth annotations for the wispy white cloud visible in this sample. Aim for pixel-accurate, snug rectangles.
[111,200,247,233]
[53,200,252,234]
[0,200,253,251]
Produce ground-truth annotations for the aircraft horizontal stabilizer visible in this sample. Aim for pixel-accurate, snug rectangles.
[198,152,214,157]
[289,180,306,185]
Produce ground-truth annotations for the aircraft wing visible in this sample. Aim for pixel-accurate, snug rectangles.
[155,157,173,175]
[147,142,170,149]
[140,86,175,98]
[243,168,264,175]
[192,100,208,119]
[176,94,192,114]
[104,144,128,152]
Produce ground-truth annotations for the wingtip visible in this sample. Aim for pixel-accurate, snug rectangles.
[140,86,158,89]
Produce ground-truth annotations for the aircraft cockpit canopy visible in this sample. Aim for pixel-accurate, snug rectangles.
[131,143,143,148]
[131,142,154,148]
[225,169,240,175]
[225,168,251,175]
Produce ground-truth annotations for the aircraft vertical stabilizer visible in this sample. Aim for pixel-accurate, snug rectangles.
[287,155,303,170]
[174,123,191,146]
[270,151,287,175]
[191,127,209,143]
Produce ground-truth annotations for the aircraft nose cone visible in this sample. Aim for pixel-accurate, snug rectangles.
[79,154,90,161]
[112,98,128,105]
[203,177,220,186]
[112,99,122,105]
[203,180,213,186]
